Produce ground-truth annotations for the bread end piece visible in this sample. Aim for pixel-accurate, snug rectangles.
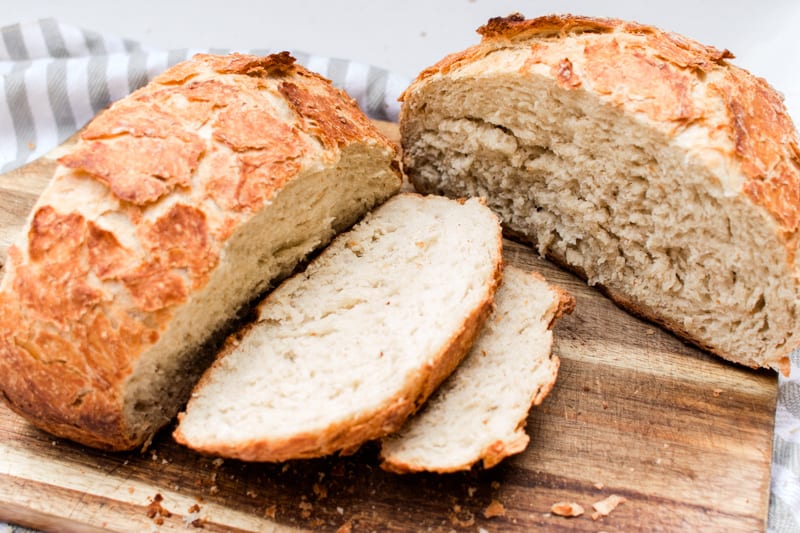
[379,265,574,474]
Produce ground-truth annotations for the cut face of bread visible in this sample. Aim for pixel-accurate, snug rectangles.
[400,14,800,374]
[379,265,574,473]
[0,53,401,451]
[173,193,503,461]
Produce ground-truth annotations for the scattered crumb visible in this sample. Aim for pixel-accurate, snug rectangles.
[128,486,135,494]
[490,481,501,490]
[593,482,605,490]
[420,31,428,37]
[467,486,477,498]
[183,503,204,528]
[209,485,219,495]
[212,458,224,468]
[28,142,36,150]
[336,506,344,515]
[484,500,506,518]
[592,494,626,519]
[313,482,328,500]
[146,493,172,523]
[246,489,258,498]
[450,512,475,527]
[713,388,723,398]
[550,502,584,517]
[264,504,277,519]
[299,500,313,519]
[645,328,655,335]
[336,521,352,533]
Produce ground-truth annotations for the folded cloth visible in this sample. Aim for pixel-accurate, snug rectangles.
[0,18,409,173]
[1,18,799,533]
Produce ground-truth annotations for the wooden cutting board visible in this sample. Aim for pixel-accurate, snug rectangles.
[0,122,777,532]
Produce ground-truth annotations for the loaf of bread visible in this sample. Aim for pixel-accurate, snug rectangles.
[173,193,503,461]
[380,265,574,473]
[0,52,402,450]
[400,13,800,374]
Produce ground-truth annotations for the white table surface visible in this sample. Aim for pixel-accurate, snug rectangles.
[2,0,800,119]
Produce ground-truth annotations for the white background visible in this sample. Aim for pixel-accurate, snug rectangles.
[2,1,800,119]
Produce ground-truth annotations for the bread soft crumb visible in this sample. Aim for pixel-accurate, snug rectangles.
[592,494,626,519]
[550,502,584,517]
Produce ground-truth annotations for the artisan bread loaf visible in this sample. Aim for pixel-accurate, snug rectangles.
[173,193,503,461]
[400,13,800,374]
[380,265,574,473]
[0,52,401,450]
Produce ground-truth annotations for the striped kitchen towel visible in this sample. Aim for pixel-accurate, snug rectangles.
[0,18,409,173]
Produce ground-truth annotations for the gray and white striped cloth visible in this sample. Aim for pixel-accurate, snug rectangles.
[0,18,409,173]
[1,18,800,533]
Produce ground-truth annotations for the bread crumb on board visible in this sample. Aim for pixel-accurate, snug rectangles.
[335,521,353,533]
[591,494,627,520]
[550,501,584,517]
[182,503,204,528]
[146,493,172,525]
[483,499,506,518]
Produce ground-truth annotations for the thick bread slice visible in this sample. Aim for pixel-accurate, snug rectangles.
[173,193,503,461]
[379,265,574,473]
[0,53,401,451]
[400,13,800,374]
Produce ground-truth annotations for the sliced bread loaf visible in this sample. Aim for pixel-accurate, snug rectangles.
[173,193,503,461]
[379,265,574,473]
[399,14,800,374]
[0,52,401,450]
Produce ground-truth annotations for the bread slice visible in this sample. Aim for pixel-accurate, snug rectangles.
[173,193,503,461]
[399,14,800,374]
[379,265,574,473]
[0,52,401,450]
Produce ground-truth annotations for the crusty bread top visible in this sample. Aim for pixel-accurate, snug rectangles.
[403,13,800,245]
[0,52,400,449]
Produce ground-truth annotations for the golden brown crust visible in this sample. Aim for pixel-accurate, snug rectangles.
[0,52,400,450]
[404,14,800,243]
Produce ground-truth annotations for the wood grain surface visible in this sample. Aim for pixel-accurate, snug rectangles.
[0,123,777,532]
